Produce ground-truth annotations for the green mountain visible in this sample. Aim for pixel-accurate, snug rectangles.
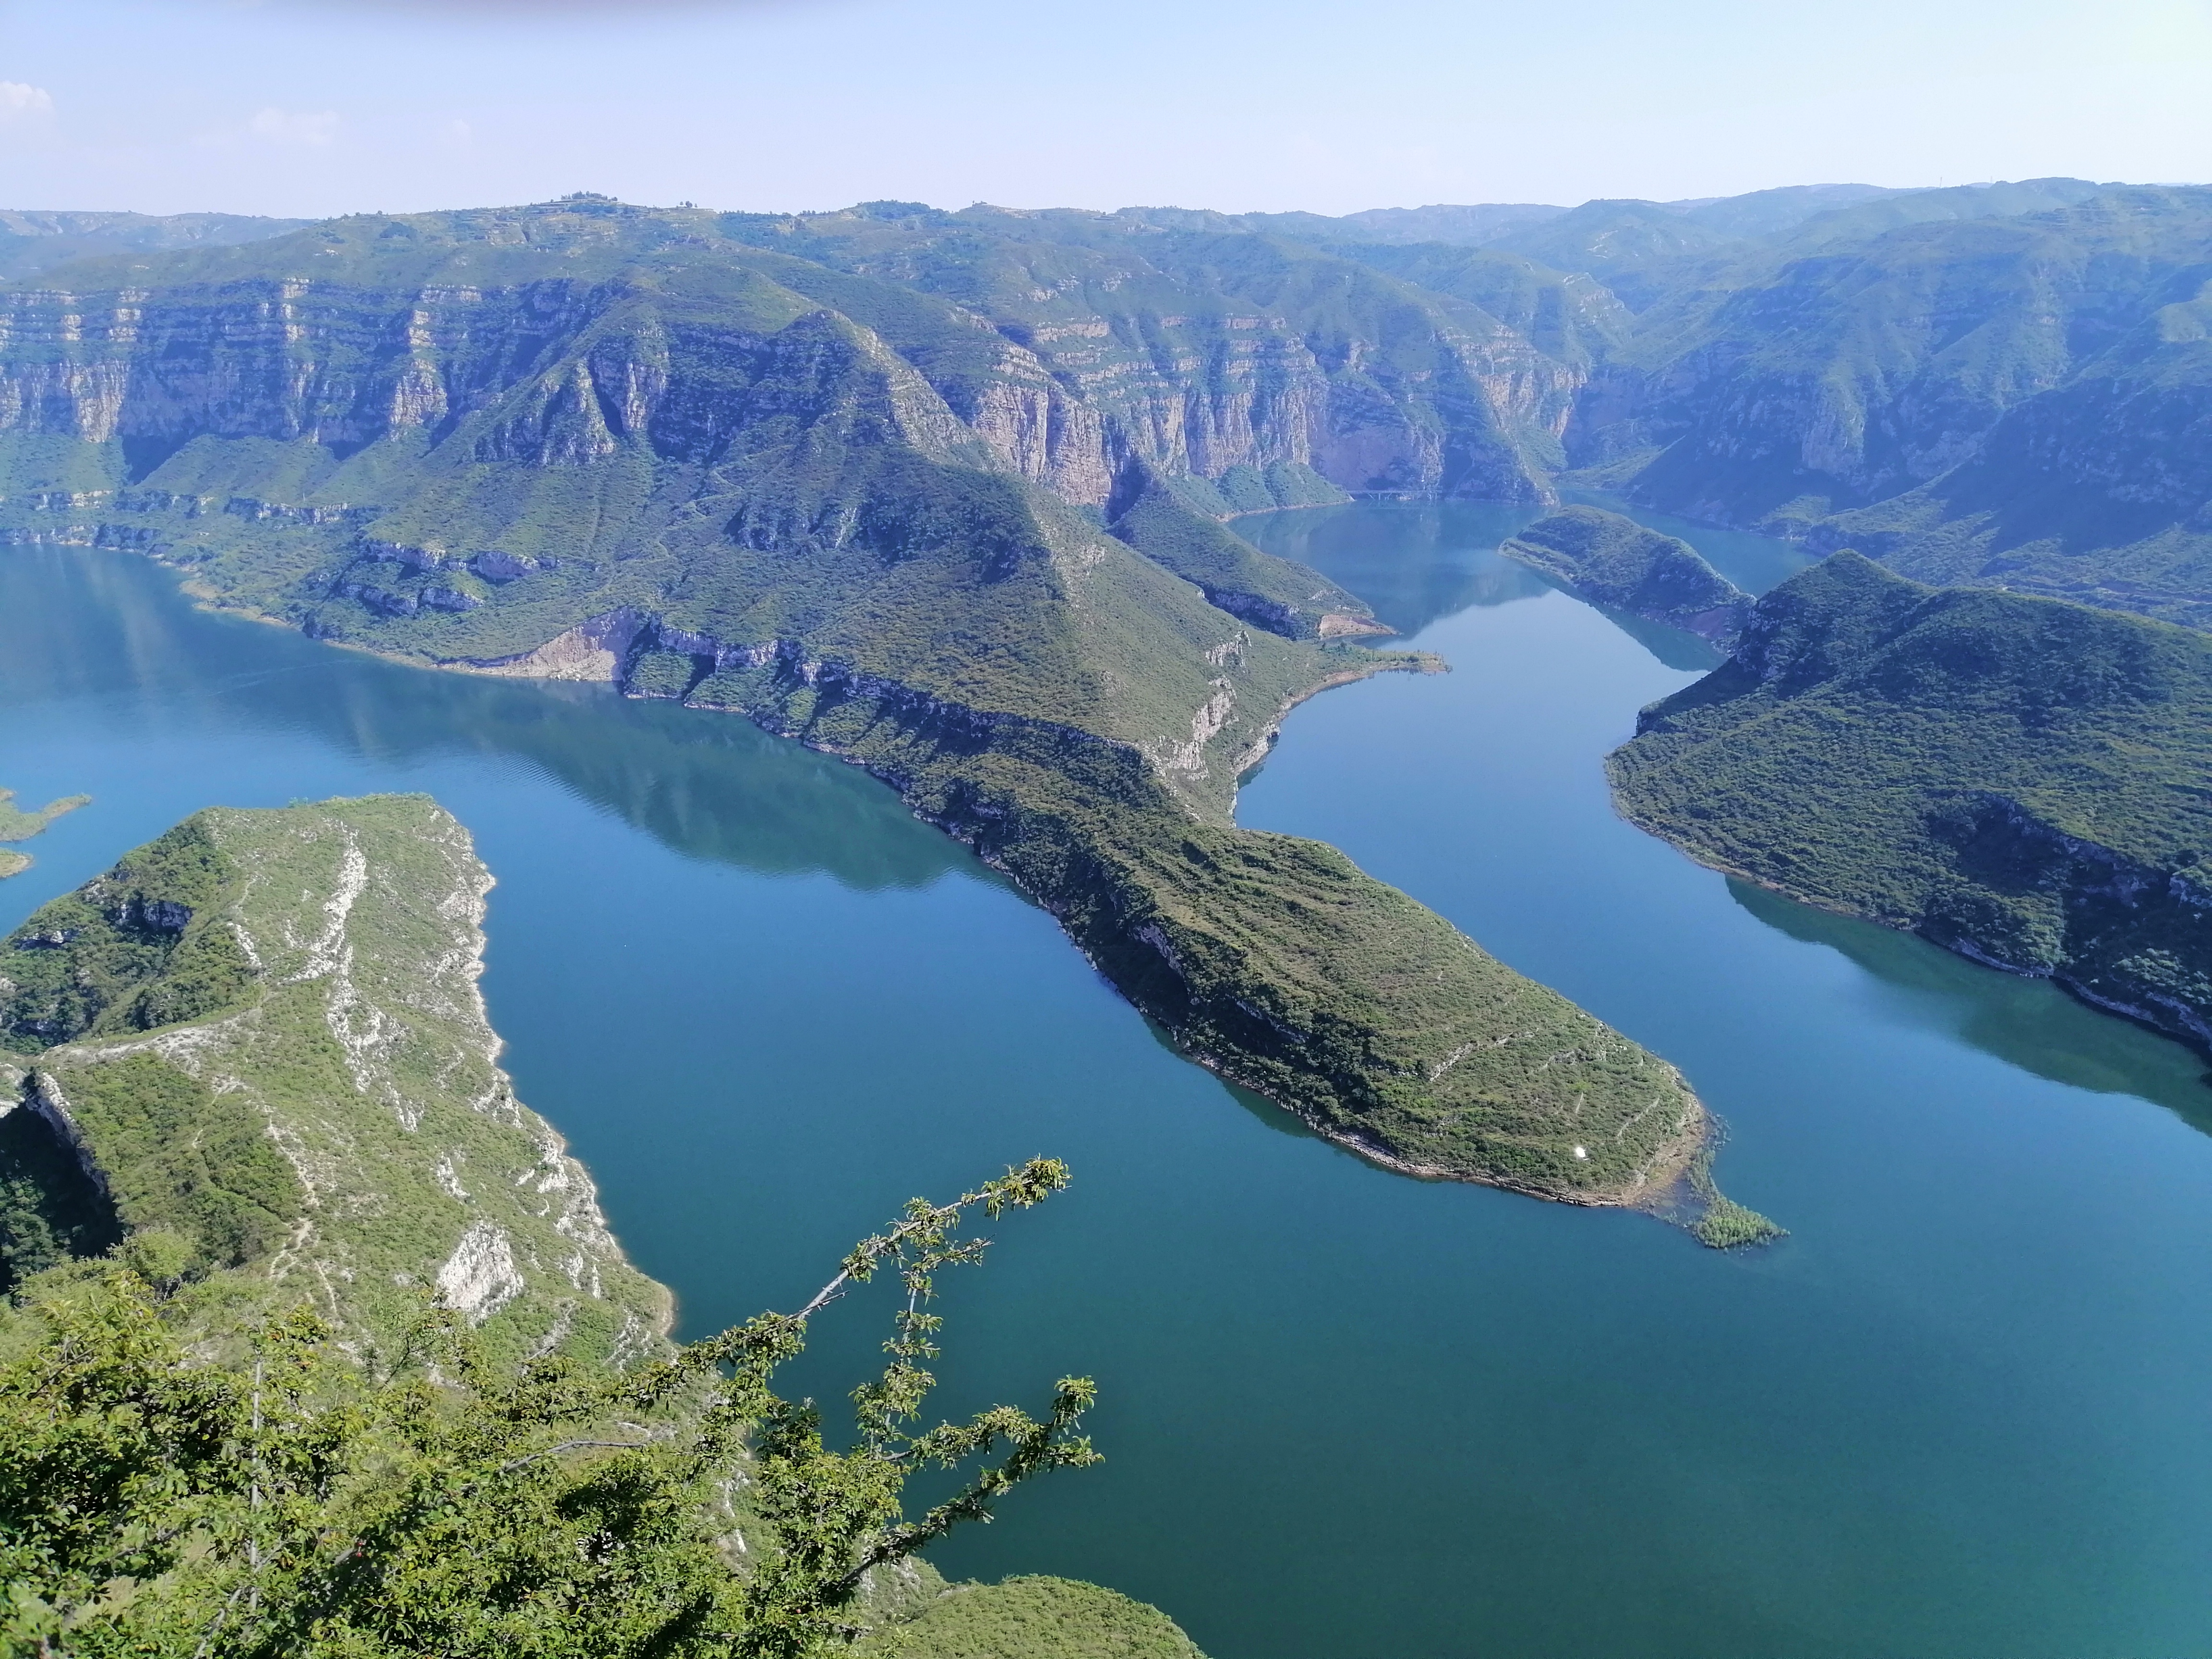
[1575,186,2212,520]
[1240,202,1570,246]
[1501,505,1749,644]
[1608,553,2212,1053]
[1240,185,1901,252]
[1480,200,1746,312]
[1812,269,2212,628]
[0,198,1733,1218]
[0,796,672,1358]
[0,209,307,280]
[1777,178,2108,249]
[1555,184,2212,629]
[1670,183,1906,240]
[1314,243,1631,371]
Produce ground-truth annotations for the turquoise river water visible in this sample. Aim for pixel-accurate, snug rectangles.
[3,502,2210,1658]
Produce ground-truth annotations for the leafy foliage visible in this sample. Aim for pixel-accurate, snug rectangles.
[0,1161,1095,1659]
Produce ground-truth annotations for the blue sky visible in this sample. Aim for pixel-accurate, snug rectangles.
[1,0,2207,217]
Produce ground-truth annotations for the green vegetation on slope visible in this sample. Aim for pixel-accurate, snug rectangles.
[48,1052,302,1269]
[0,786,89,878]
[1501,505,1749,644]
[1813,265,2212,629]
[0,1162,1121,1659]
[1609,553,2212,1052]
[1105,457,1375,639]
[692,647,1719,1208]
[1,796,671,1363]
[858,1577,1206,1659]
[0,814,255,1046]
[0,788,88,842]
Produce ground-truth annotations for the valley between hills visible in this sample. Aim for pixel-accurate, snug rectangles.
[8,175,2212,1658]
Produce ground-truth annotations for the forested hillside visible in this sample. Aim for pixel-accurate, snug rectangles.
[1608,553,2212,1051]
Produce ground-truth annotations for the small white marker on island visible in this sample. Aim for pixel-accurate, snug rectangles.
[1573,1145,1589,1160]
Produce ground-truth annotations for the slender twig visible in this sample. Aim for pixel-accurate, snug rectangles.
[496,1438,649,1475]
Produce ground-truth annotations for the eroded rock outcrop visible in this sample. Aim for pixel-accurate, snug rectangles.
[0,796,671,1362]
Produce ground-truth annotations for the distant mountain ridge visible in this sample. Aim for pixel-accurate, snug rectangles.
[0,209,309,280]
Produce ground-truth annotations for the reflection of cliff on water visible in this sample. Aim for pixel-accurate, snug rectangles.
[1238,500,1792,664]
[1729,878,2212,1135]
[1239,502,1555,637]
[1578,603,1723,673]
[0,548,972,892]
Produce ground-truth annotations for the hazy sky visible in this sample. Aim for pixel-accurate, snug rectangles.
[1,0,2207,218]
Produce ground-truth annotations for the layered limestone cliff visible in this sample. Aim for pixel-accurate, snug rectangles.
[713,204,1573,504]
[0,795,671,1361]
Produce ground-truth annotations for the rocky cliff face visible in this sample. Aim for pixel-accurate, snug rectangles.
[715,206,1572,504]
[0,796,671,1364]
[1561,188,2212,549]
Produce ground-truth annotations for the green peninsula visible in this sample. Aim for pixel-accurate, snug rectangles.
[1609,553,2212,1053]
[0,796,1207,1655]
[0,794,671,1357]
[1501,506,1750,644]
[0,199,1732,1219]
[0,786,89,878]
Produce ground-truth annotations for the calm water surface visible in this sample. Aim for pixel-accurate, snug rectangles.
[4,509,2211,1659]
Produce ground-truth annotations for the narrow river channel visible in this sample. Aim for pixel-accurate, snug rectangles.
[3,507,2210,1659]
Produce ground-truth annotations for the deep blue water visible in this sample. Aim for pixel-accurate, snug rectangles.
[4,508,2211,1659]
